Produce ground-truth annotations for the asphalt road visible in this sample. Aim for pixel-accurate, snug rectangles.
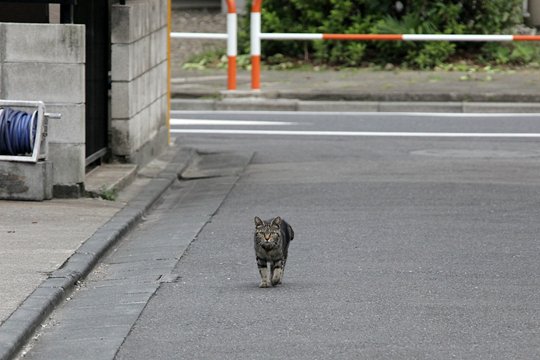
[21,111,540,359]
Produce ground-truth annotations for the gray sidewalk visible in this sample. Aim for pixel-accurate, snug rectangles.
[0,66,539,359]
[0,145,193,360]
[171,68,540,112]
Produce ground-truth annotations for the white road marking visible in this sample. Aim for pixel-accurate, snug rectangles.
[170,110,540,118]
[170,112,540,138]
[170,119,296,126]
[170,129,540,138]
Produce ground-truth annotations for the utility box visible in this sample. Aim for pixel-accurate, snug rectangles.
[528,0,540,27]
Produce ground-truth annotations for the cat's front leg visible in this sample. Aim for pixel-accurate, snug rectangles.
[271,259,284,286]
[257,258,270,288]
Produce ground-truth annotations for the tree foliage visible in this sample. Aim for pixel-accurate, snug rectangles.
[241,0,529,68]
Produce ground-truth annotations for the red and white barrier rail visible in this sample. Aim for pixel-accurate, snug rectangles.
[261,33,540,41]
[172,0,237,90]
[251,0,540,90]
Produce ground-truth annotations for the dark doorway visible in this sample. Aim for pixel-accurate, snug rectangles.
[0,1,77,24]
[73,0,111,166]
[0,3,49,22]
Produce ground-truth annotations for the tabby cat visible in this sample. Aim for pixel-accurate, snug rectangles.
[254,216,294,288]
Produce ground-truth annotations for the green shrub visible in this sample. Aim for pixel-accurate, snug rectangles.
[480,42,540,65]
[240,0,529,69]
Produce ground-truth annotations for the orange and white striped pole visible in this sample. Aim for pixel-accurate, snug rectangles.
[171,0,237,90]
[226,0,237,90]
[251,0,263,90]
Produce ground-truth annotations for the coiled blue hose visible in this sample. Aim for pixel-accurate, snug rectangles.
[0,107,38,156]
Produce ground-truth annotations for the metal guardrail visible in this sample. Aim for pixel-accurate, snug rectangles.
[250,0,540,90]
[169,0,540,91]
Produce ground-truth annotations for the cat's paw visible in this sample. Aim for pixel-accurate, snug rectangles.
[259,281,270,288]
[271,268,283,286]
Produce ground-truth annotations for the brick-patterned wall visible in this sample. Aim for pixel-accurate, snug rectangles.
[111,0,169,165]
[170,8,227,78]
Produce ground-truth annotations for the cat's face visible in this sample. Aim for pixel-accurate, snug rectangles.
[254,216,282,249]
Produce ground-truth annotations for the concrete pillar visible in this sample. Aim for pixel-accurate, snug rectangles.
[528,0,540,27]
[0,23,86,199]
[110,0,169,166]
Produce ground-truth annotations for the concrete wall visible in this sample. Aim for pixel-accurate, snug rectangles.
[0,23,86,197]
[111,0,169,166]
[221,0,246,14]
[173,0,247,12]
[528,0,540,26]
[170,8,227,77]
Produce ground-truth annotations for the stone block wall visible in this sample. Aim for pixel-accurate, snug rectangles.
[0,23,86,197]
[170,8,229,78]
[111,0,169,166]
[221,0,246,14]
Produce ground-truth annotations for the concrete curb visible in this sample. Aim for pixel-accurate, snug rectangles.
[171,98,540,113]
[0,148,194,360]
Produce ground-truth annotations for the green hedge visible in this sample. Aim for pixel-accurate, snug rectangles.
[240,0,533,68]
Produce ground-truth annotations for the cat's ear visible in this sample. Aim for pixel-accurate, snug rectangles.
[254,216,264,227]
[271,216,282,227]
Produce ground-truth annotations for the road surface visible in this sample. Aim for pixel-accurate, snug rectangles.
[20,111,540,359]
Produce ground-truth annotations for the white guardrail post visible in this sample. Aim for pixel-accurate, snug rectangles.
[251,0,262,90]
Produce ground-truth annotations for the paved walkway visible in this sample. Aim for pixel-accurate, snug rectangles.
[171,68,540,112]
[0,146,193,360]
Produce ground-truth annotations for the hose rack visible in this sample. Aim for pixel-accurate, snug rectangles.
[0,100,57,163]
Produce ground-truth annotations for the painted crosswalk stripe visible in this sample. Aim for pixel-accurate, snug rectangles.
[170,129,540,138]
[170,119,296,126]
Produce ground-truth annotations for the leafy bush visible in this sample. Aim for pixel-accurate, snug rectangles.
[480,42,540,65]
[240,0,531,68]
